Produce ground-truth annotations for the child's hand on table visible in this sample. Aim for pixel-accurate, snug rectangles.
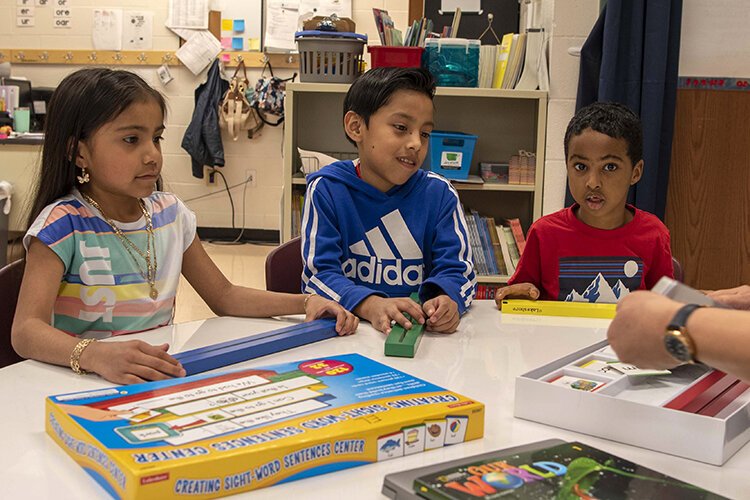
[423,295,459,333]
[83,340,186,385]
[494,283,540,308]
[304,294,359,335]
[355,296,425,334]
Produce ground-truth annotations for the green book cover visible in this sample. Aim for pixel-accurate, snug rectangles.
[414,441,725,500]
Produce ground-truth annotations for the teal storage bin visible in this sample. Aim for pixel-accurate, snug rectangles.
[423,38,480,87]
[425,131,478,180]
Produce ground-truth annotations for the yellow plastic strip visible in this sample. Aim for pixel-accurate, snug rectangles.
[501,299,617,319]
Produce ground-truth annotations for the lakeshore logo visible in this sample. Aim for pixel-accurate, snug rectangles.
[342,209,424,287]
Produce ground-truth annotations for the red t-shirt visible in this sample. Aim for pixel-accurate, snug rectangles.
[508,204,674,302]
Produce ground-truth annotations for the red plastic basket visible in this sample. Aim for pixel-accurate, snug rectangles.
[368,46,424,69]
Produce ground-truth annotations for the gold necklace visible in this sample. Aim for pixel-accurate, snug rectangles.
[81,193,159,300]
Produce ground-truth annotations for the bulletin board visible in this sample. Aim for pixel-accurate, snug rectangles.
[217,0,264,52]
[264,0,352,52]
[424,0,518,44]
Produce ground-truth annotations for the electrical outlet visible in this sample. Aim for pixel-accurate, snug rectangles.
[206,167,216,185]
[245,169,256,187]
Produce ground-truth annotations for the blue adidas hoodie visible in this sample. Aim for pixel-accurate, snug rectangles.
[301,160,476,314]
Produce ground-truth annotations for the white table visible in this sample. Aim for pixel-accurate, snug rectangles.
[1,301,748,499]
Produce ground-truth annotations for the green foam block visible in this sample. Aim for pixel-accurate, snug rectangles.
[384,293,424,358]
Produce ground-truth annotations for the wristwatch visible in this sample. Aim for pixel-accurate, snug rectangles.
[664,304,703,363]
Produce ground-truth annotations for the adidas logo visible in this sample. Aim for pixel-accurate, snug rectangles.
[341,209,424,287]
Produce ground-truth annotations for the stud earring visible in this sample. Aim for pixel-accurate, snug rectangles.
[77,167,90,184]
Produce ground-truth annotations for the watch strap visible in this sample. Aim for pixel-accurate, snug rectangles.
[667,303,703,330]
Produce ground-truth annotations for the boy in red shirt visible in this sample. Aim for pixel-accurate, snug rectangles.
[495,102,673,304]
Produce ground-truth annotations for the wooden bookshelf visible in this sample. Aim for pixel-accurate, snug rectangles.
[281,82,547,285]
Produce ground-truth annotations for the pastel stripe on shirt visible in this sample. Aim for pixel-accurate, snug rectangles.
[28,191,195,338]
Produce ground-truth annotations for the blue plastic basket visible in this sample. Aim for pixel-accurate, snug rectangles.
[425,131,478,180]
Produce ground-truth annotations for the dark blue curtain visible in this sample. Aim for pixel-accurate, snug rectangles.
[566,0,682,220]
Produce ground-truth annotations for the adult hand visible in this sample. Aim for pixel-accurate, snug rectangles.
[494,282,540,308]
[423,295,460,333]
[304,294,359,335]
[607,291,683,369]
[83,340,186,385]
[706,285,750,310]
[354,296,425,334]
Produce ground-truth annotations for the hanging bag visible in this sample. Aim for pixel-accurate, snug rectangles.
[248,61,296,127]
[219,60,262,140]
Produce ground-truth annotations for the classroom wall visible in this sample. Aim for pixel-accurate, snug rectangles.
[0,0,403,234]
[0,0,595,234]
[539,0,599,215]
[666,0,750,288]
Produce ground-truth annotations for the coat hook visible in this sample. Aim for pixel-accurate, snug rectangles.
[88,52,98,62]
[113,52,123,63]
[162,53,173,63]
[235,54,244,63]
[137,52,148,63]
[15,52,26,62]
[64,51,74,62]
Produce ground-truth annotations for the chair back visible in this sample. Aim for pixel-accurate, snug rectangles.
[672,256,684,283]
[0,259,25,368]
[265,237,304,294]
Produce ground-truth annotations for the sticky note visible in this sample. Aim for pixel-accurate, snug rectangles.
[233,19,245,32]
[221,37,232,49]
[221,19,232,31]
[232,37,243,50]
[221,53,231,62]
[248,38,260,51]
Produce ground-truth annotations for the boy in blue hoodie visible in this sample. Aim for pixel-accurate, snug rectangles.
[301,67,476,335]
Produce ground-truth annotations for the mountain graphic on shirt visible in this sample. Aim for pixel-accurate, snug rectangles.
[565,273,614,302]
[559,257,642,303]
[565,274,633,303]
[612,280,630,300]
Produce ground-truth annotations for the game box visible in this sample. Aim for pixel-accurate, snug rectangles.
[46,353,484,498]
[514,340,750,465]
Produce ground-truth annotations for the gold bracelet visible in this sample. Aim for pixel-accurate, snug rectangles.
[303,293,315,313]
[70,338,96,375]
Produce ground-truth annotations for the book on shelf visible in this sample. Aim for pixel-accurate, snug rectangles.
[501,226,521,269]
[475,283,501,300]
[411,439,725,500]
[464,213,489,275]
[484,217,508,276]
[478,45,497,88]
[471,210,498,276]
[466,210,505,278]
[496,225,515,276]
[291,192,305,238]
[462,208,530,280]
[491,33,514,88]
[501,32,527,90]
[505,217,526,254]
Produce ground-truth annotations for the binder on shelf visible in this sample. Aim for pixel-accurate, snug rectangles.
[491,33,514,88]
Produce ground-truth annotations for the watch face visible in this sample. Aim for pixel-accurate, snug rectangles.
[665,334,691,363]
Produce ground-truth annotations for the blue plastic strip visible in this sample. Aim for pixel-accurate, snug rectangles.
[173,319,336,363]
[174,319,336,360]
[173,319,339,375]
